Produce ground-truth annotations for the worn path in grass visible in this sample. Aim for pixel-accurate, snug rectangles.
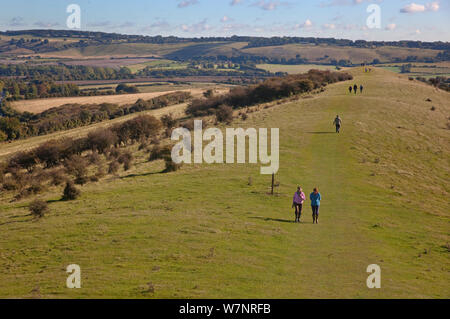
[0,68,448,298]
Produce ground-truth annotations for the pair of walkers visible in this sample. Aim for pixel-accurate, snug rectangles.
[292,187,321,224]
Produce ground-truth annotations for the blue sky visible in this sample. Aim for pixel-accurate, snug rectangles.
[0,0,449,41]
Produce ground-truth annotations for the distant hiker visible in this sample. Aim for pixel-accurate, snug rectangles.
[348,86,352,94]
[353,84,358,94]
[292,186,306,223]
[360,85,364,93]
[333,115,342,133]
[310,188,321,224]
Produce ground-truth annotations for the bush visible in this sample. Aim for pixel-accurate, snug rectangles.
[149,145,172,161]
[49,169,67,186]
[35,141,61,168]
[29,199,48,218]
[95,167,106,179]
[2,178,19,191]
[108,160,120,174]
[0,130,7,142]
[87,151,102,165]
[87,129,117,154]
[216,105,234,123]
[62,181,81,201]
[64,155,89,185]
[161,114,178,129]
[116,83,139,94]
[118,151,133,171]
[74,175,89,185]
[164,156,182,173]
[7,151,37,172]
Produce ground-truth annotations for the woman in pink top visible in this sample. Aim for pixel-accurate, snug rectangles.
[292,186,306,223]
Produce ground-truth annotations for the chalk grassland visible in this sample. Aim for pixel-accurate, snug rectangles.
[256,64,338,74]
[243,44,443,64]
[0,68,448,298]
[35,42,211,59]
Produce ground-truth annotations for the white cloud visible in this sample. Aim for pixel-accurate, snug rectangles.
[296,19,313,29]
[177,0,199,8]
[400,1,440,13]
[181,19,212,33]
[426,1,440,11]
[34,21,60,28]
[251,1,287,11]
[385,23,396,31]
[9,16,26,27]
[322,23,336,29]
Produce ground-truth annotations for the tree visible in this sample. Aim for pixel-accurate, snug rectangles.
[400,64,412,73]
[62,181,81,200]
[29,199,48,218]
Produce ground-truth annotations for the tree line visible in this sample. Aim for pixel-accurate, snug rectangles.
[0,64,134,81]
[0,91,191,141]
[187,70,353,117]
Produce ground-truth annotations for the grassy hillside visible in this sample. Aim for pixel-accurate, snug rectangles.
[30,41,443,65]
[0,68,448,298]
[37,43,195,59]
[243,44,442,64]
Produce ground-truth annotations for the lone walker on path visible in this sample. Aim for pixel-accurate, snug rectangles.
[292,186,306,223]
[310,188,322,224]
[333,115,342,133]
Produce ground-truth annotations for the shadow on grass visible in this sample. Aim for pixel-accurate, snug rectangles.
[0,214,34,226]
[120,170,165,179]
[250,216,295,224]
[306,132,336,134]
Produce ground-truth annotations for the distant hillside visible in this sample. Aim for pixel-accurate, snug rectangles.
[1,30,448,65]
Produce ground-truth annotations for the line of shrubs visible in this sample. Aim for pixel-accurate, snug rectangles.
[0,113,182,202]
[415,76,450,92]
[186,70,353,116]
[0,91,191,141]
[0,78,143,102]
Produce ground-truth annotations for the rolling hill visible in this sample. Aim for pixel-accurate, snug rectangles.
[0,67,448,298]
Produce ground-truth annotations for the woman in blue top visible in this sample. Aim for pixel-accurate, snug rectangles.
[310,188,322,224]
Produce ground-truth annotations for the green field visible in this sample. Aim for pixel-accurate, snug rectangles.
[257,64,338,74]
[0,68,449,298]
[127,59,189,73]
[379,62,450,78]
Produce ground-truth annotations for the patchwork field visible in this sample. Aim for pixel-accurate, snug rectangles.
[0,67,448,298]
